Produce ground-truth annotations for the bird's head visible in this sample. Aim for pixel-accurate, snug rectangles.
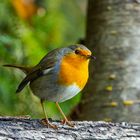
[62,44,96,62]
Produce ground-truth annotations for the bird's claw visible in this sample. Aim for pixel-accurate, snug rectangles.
[41,119,58,129]
[61,119,74,127]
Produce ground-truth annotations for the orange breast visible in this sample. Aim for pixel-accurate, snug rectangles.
[58,53,89,89]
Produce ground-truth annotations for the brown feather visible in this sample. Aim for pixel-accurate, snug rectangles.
[3,64,32,74]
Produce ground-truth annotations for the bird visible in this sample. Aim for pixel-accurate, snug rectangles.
[3,44,96,129]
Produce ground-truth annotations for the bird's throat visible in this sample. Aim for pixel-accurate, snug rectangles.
[58,54,89,89]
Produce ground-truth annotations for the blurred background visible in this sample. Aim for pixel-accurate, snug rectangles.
[0,0,87,119]
[1,0,140,123]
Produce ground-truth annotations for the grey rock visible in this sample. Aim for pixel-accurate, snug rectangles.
[0,117,139,140]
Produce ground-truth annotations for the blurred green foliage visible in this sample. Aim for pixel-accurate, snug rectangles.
[0,0,86,119]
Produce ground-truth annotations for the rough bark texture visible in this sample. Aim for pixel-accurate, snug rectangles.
[0,117,139,140]
[73,0,140,122]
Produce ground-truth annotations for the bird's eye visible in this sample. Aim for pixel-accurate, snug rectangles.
[75,50,80,54]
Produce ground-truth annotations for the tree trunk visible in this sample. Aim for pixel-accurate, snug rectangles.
[73,0,140,122]
[0,117,139,139]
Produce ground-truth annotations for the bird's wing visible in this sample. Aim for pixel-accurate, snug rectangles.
[16,48,62,93]
[16,67,43,93]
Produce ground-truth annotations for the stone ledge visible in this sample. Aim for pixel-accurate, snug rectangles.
[0,117,139,140]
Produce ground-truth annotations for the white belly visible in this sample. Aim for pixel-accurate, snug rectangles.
[31,82,81,103]
[57,83,81,102]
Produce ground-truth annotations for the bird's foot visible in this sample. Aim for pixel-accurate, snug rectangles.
[61,119,74,127]
[41,119,58,129]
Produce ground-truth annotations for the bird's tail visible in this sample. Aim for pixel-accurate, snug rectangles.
[3,64,32,74]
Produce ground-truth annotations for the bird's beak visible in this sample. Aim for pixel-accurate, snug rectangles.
[87,55,96,60]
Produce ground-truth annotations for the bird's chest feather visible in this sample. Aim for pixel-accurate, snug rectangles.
[58,54,89,89]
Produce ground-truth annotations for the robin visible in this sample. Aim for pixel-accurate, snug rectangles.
[3,44,96,129]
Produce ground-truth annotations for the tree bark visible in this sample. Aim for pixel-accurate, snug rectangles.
[72,0,140,122]
[0,117,139,140]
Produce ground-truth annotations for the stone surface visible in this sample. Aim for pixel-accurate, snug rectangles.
[0,117,139,139]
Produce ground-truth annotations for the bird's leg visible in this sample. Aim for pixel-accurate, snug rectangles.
[55,102,74,127]
[40,99,57,129]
